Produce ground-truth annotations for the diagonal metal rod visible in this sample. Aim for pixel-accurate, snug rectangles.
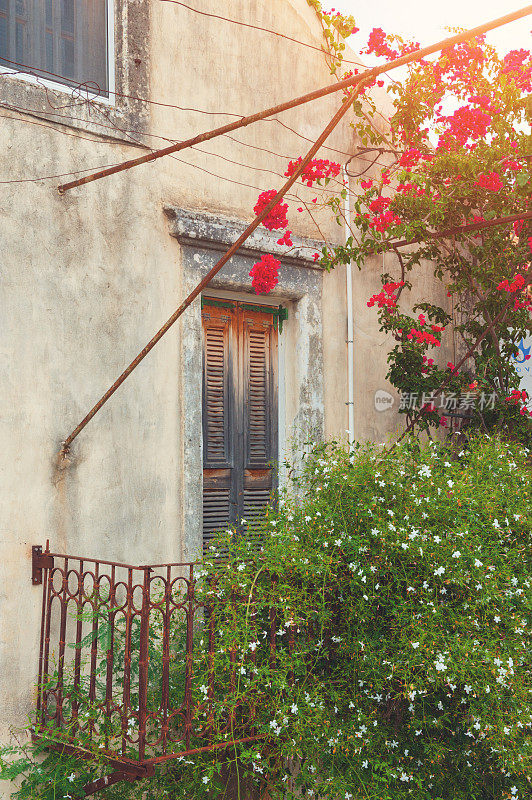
[60,81,368,453]
[60,7,532,452]
[375,210,532,252]
[57,5,532,193]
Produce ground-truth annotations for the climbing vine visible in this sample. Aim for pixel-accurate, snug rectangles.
[250,4,532,441]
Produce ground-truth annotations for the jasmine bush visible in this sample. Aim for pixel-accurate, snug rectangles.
[1,435,531,800]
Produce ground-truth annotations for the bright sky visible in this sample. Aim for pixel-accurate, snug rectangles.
[334,0,531,59]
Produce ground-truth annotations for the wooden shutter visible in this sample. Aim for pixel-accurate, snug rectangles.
[241,308,277,540]
[202,305,235,553]
[202,300,278,552]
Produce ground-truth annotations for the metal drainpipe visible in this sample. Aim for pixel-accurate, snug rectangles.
[342,165,355,446]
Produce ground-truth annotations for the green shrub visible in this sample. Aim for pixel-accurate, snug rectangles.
[2,435,531,800]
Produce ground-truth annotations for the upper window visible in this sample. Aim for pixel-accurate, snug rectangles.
[0,0,111,97]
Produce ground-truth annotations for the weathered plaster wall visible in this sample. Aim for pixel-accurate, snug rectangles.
[0,1,452,790]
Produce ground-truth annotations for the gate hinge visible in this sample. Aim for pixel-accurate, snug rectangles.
[32,545,54,585]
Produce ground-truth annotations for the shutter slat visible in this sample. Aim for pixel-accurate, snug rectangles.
[202,313,231,468]
[245,323,270,468]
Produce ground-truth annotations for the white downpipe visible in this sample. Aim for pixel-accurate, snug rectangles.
[342,166,355,446]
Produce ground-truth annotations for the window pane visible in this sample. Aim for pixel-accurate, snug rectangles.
[0,17,8,60]
[0,0,109,96]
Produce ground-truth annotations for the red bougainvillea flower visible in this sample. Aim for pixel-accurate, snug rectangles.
[505,389,531,415]
[284,157,341,188]
[437,106,493,151]
[475,172,503,192]
[249,254,280,294]
[528,237,532,254]
[502,159,521,171]
[398,148,423,169]
[506,388,528,404]
[253,190,288,231]
[277,230,293,247]
[369,209,401,232]
[501,49,532,92]
[513,219,524,236]
[406,329,442,347]
[497,274,525,293]
[367,280,404,310]
[364,27,398,59]
[369,196,391,213]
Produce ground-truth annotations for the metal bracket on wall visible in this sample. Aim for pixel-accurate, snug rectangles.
[32,545,54,585]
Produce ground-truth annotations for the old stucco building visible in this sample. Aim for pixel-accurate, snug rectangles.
[0,0,451,790]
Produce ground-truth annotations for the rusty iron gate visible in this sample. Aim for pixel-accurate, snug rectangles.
[32,545,284,795]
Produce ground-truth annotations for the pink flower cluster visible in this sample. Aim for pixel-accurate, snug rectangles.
[249,254,280,295]
[497,274,525,293]
[277,230,293,247]
[369,196,391,213]
[501,49,532,93]
[398,148,423,169]
[406,329,442,347]
[367,280,404,310]
[284,157,341,188]
[364,27,418,60]
[396,182,425,197]
[364,27,398,60]
[369,209,401,232]
[433,40,485,89]
[437,106,492,151]
[505,389,531,416]
[253,190,289,231]
[475,172,503,192]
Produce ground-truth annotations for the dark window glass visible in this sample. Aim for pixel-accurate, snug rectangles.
[0,0,109,97]
[0,17,8,58]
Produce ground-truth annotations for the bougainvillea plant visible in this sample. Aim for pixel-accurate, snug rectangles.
[248,2,532,443]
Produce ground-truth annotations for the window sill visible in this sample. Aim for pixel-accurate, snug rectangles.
[0,68,149,145]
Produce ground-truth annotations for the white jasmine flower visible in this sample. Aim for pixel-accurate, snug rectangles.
[412,642,420,649]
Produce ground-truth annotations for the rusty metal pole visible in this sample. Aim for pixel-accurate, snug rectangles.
[60,80,368,454]
[378,210,532,252]
[57,5,532,194]
[58,7,532,452]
